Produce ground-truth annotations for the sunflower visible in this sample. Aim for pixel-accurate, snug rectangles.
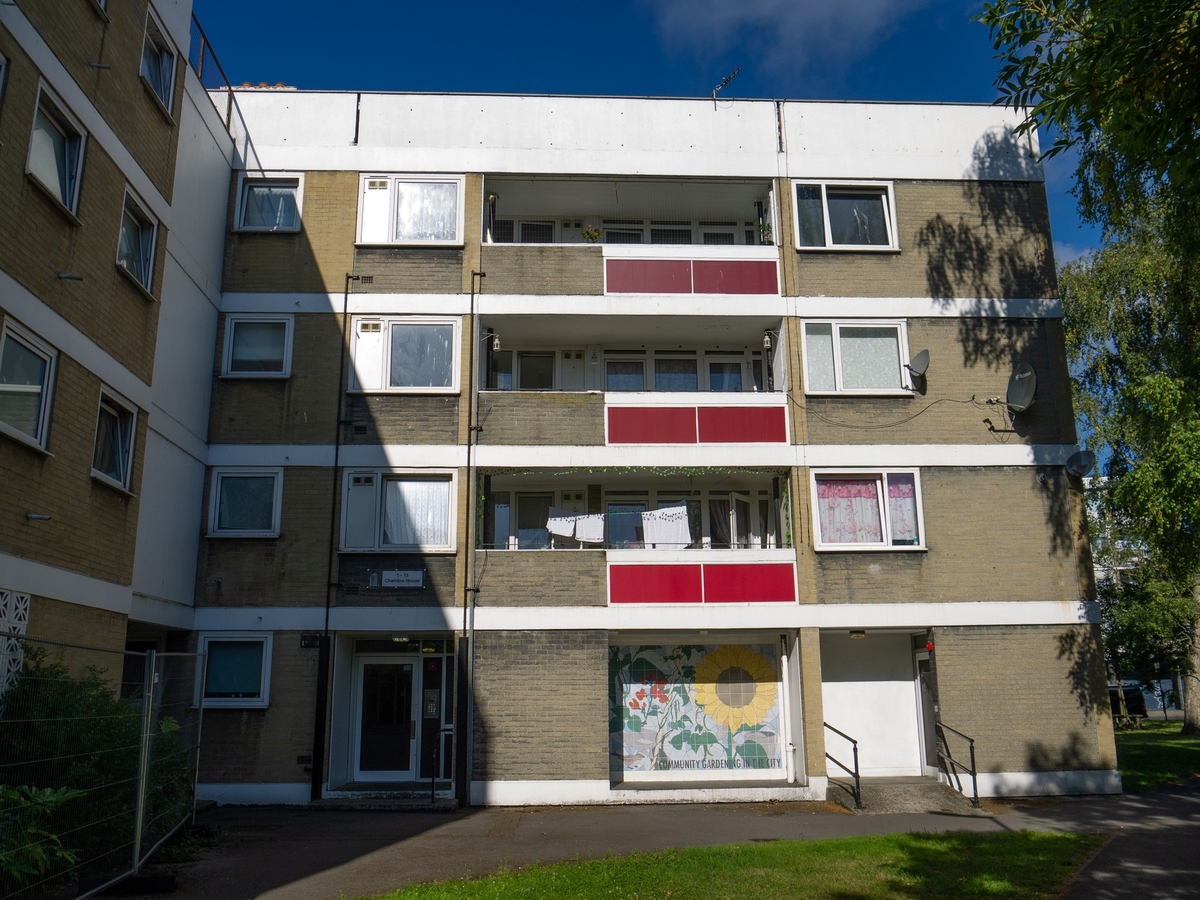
[692,645,778,732]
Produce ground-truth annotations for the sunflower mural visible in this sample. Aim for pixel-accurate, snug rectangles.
[609,644,783,777]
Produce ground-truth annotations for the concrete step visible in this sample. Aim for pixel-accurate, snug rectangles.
[828,776,988,815]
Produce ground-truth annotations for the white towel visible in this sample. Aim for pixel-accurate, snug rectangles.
[546,507,577,538]
[574,513,605,544]
[641,503,692,549]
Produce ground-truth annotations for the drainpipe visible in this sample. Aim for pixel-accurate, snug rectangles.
[310,272,358,803]
[457,270,485,807]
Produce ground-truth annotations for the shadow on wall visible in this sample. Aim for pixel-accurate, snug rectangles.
[1025,731,1094,772]
[1057,626,1109,721]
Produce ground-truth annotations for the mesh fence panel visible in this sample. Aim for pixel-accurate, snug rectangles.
[0,637,204,900]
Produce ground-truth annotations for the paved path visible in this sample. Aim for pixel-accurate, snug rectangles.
[165,781,1200,900]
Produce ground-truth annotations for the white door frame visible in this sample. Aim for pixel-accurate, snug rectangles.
[351,654,420,781]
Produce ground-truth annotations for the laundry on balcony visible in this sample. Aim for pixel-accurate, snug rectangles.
[640,502,691,548]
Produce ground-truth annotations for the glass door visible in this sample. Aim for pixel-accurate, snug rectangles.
[353,656,419,781]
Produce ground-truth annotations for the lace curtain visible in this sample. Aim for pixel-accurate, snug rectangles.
[816,478,883,544]
[383,479,450,546]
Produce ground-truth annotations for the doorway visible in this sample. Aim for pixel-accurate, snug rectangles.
[352,656,419,781]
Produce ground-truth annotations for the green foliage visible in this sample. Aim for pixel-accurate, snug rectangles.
[0,785,82,885]
[368,831,1104,900]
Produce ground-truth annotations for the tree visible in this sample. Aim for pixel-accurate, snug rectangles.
[979,0,1200,732]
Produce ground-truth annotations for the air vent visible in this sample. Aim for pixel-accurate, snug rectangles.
[353,424,367,435]
[351,474,375,486]
[344,584,360,595]
[358,275,374,284]
[367,179,388,190]
[602,218,643,225]
[359,322,381,333]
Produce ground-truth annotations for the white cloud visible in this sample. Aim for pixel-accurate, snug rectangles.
[1054,241,1092,266]
[648,0,934,75]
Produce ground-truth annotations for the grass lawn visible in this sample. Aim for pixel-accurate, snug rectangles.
[1115,719,1200,792]
[365,831,1104,900]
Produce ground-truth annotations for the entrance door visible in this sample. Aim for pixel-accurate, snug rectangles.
[353,656,419,781]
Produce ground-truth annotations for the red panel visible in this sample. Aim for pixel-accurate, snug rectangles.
[608,407,697,443]
[703,564,796,603]
[610,564,703,604]
[697,406,787,443]
[606,259,693,293]
[692,260,778,295]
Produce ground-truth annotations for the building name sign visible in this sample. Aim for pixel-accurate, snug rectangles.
[382,570,425,588]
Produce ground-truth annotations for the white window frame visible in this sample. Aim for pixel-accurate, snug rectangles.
[234,172,304,233]
[26,84,87,216]
[116,187,158,293]
[195,632,272,709]
[801,319,912,395]
[0,320,57,451]
[603,354,647,392]
[221,314,294,378]
[340,468,458,552]
[0,52,9,117]
[208,468,284,537]
[349,315,460,394]
[792,180,898,251]
[140,5,177,116]
[356,173,466,246]
[91,387,137,492]
[809,468,926,552]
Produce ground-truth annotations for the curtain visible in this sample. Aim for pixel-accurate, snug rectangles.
[218,475,276,531]
[30,108,69,204]
[394,181,457,241]
[205,641,263,698]
[709,498,732,548]
[654,359,698,391]
[606,361,644,391]
[0,335,46,438]
[887,474,920,545]
[815,478,883,544]
[390,324,453,388]
[231,321,287,372]
[804,323,836,391]
[117,210,151,284]
[93,404,130,482]
[383,479,450,546]
[243,184,298,230]
[141,38,171,103]
[839,326,901,390]
[709,363,742,392]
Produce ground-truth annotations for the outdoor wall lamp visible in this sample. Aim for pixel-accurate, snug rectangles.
[762,332,772,351]
[849,630,867,639]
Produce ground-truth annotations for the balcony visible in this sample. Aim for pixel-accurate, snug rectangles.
[479,177,779,296]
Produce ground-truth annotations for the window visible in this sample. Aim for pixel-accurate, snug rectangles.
[518,352,554,390]
[222,315,293,377]
[237,175,302,232]
[116,189,158,291]
[209,468,284,537]
[0,53,9,117]
[341,471,456,551]
[350,317,458,392]
[197,633,272,708]
[802,320,909,394]
[606,359,645,391]
[793,181,896,250]
[27,86,86,214]
[140,9,177,112]
[654,358,698,392]
[708,360,743,392]
[811,471,924,550]
[0,322,57,449]
[358,175,465,245]
[92,389,136,491]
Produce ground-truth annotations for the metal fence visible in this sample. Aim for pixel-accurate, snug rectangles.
[0,636,205,899]
[187,13,234,130]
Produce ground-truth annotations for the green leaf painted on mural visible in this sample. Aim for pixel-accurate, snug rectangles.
[685,732,718,750]
[737,740,769,768]
[669,733,686,751]
[627,715,644,733]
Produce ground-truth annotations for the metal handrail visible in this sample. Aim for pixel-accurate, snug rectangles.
[935,721,980,808]
[823,722,861,809]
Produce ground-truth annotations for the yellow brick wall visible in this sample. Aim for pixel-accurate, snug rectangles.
[25,594,129,681]
[15,0,182,201]
[0,331,146,585]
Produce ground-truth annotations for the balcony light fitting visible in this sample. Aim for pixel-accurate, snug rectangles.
[762,332,772,351]
[849,630,866,639]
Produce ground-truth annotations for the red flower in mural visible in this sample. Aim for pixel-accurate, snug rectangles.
[650,678,669,704]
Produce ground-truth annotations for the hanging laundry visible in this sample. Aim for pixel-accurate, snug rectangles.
[641,503,692,549]
[546,507,578,538]
[574,512,605,544]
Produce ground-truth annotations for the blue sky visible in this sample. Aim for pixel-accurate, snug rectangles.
[192,0,1097,262]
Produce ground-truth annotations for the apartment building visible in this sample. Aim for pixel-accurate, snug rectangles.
[0,0,231,675]
[192,90,1119,806]
[0,2,1119,808]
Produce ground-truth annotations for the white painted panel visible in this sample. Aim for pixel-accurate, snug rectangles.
[151,256,219,441]
[351,321,384,390]
[131,431,204,607]
[820,632,922,777]
[167,91,235,304]
[343,474,377,549]
[359,178,391,243]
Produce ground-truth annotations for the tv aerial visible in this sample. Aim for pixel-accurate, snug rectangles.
[1006,362,1037,413]
[711,66,741,108]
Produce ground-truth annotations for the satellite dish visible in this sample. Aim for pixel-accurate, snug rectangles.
[1006,362,1037,412]
[1065,450,1096,478]
[905,349,930,377]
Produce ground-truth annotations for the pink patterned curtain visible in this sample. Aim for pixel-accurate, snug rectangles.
[816,478,882,544]
[887,474,919,544]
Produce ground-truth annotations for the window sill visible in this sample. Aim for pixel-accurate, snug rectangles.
[140,75,177,126]
[804,389,913,398]
[90,471,135,497]
[219,372,291,380]
[116,262,157,301]
[795,246,901,254]
[26,173,82,226]
[234,225,302,234]
[200,699,269,710]
[346,387,460,396]
[0,424,53,457]
[339,548,456,555]
[207,531,280,539]
[813,545,926,553]
[354,241,465,249]
[87,0,110,22]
